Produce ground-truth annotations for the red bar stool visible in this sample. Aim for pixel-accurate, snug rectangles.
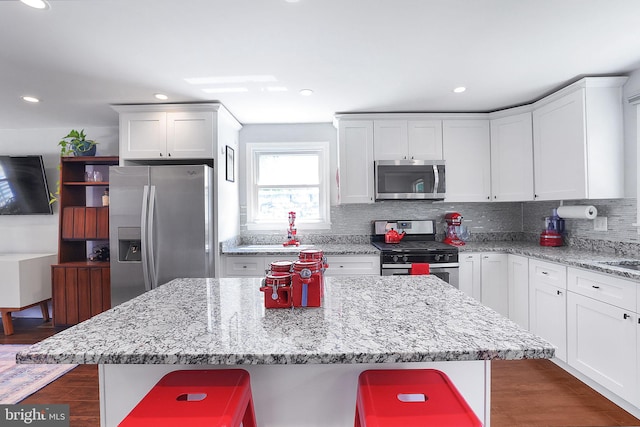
[354,369,482,427]
[119,369,257,427]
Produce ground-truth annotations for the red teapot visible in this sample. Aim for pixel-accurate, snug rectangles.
[384,228,406,244]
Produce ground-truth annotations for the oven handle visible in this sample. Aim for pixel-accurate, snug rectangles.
[382,263,459,269]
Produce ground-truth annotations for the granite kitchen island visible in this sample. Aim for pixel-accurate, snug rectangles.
[18,276,554,426]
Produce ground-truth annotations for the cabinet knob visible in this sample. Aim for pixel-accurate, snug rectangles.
[242,265,247,269]
[168,153,172,157]
[556,290,562,295]
[541,271,548,275]
[592,285,600,289]
[624,313,631,320]
[487,196,490,200]
[159,153,163,157]
[494,196,497,199]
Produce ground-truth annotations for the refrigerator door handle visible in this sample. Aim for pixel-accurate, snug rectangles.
[148,185,158,289]
[140,185,152,292]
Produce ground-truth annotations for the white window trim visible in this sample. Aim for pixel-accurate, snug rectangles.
[245,141,331,231]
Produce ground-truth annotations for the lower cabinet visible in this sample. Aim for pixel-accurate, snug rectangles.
[222,254,380,277]
[566,266,639,405]
[507,254,529,330]
[528,259,567,362]
[51,265,111,326]
[458,253,481,301]
[567,291,637,403]
[480,253,509,317]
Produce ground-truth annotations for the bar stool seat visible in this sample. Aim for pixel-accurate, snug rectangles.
[355,369,482,427]
[118,369,257,427]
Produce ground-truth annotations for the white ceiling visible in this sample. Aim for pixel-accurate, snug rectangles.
[2,0,640,129]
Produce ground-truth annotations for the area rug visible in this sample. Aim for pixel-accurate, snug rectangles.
[0,344,76,404]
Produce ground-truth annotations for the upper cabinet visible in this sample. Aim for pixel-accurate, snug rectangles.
[337,119,375,204]
[113,104,240,161]
[532,77,627,201]
[442,119,491,202]
[489,111,534,202]
[373,120,443,160]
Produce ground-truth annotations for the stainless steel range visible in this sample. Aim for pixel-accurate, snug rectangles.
[371,220,459,287]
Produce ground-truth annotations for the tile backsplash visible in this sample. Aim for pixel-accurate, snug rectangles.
[240,198,639,256]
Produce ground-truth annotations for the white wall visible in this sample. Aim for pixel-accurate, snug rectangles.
[0,126,118,253]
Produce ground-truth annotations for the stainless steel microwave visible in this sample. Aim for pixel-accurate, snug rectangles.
[374,160,446,200]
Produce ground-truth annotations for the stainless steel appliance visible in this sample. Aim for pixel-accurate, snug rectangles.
[371,220,459,287]
[374,160,446,200]
[109,165,214,306]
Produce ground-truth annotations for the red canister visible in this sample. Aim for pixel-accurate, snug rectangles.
[260,274,292,308]
[291,260,322,307]
[269,260,293,274]
[299,249,328,297]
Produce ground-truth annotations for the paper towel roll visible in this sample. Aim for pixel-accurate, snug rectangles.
[556,205,598,219]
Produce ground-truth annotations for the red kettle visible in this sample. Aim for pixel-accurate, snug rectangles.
[385,228,406,244]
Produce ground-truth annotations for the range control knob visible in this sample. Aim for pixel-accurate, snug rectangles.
[392,255,399,262]
[434,254,442,261]
[402,255,409,263]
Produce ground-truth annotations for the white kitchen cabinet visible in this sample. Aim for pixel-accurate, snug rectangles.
[373,120,443,160]
[489,111,534,202]
[567,291,637,403]
[324,255,380,276]
[337,120,374,204]
[567,267,637,312]
[528,259,567,362]
[223,256,266,277]
[458,252,481,301]
[114,104,240,161]
[442,120,491,202]
[507,254,529,329]
[480,253,509,317]
[532,77,626,200]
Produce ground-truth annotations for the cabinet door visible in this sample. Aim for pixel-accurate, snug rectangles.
[529,279,567,362]
[119,112,167,159]
[533,89,587,200]
[324,255,380,276]
[458,252,481,301]
[481,253,509,317]
[166,111,214,159]
[442,120,491,202]
[338,120,374,203]
[508,254,529,329]
[408,120,443,160]
[567,291,637,402]
[490,112,534,201]
[373,120,408,160]
[223,256,265,277]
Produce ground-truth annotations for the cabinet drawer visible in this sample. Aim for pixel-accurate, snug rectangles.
[529,259,567,290]
[325,255,380,276]
[568,267,637,311]
[223,256,265,277]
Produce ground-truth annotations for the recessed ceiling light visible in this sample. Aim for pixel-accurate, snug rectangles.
[154,93,168,100]
[285,0,300,3]
[453,87,466,93]
[299,89,314,96]
[20,0,50,9]
[202,87,249,94]
[22,96,40,103]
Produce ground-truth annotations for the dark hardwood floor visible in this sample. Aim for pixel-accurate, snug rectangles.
[3,317,640,427]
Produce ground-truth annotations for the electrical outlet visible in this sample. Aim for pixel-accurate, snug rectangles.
[594,217,608,231]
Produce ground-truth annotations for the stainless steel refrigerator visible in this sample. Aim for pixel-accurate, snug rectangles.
[109,165,214,306]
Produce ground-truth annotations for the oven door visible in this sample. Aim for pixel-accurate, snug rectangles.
[381,263,459,289]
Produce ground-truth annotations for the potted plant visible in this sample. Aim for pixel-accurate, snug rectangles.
[58,129,97,157]
[50,129,98,204]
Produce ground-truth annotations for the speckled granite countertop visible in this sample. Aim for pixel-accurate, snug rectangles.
[222,243,378,256]
[459,242,640,281]
[17,276,554,365]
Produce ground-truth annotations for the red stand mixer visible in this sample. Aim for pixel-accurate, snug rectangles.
[443,212,466,246]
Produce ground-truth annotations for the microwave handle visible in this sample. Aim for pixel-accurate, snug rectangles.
[433,164,440,196]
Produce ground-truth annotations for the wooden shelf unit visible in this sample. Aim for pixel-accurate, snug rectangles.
[52,156,119,326]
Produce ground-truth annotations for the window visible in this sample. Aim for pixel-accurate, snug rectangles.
[246,142,330,230]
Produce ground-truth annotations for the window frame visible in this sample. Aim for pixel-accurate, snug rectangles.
[245,141,331,231]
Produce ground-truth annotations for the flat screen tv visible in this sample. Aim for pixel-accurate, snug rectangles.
[0,155,53,215]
